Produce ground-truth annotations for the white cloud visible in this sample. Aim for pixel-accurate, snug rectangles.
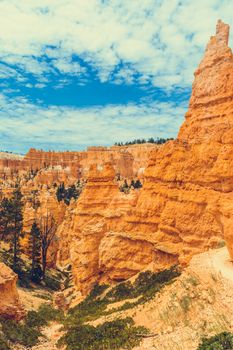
[0,0,232,89]
[0,1,232,152]
[53,58,86,75]
[0,93,187,153]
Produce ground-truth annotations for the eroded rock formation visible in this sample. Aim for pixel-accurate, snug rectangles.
[0,144,157,183]
[56,163,140,294]
[0,263,25,319]
[56,20,233,295]
[117,19,233,267]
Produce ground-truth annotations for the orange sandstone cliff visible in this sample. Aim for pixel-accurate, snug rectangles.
[56,20,233,295]
[117,19,233,267]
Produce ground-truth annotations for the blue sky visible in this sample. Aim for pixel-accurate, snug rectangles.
[0,0,233,153]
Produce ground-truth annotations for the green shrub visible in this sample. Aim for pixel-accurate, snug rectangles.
[180,295,192,313]
[67,297,108,326]
[0,334,10,350]
[36,304,64,323]
[66,284,111,326]
[25,310,48,328]
[43,274,61,291]
[197,332,233,349]
[106,266,180,304]
[58,317,148,350]
[0,318,41,348]
[89,283,109,299]
[106,281,134,301]
[33,293,52,300]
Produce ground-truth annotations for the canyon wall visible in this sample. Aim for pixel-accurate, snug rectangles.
[57,20,233,295]
[0,144,157,183]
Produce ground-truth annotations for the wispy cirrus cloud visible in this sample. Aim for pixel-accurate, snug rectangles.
[0,93,187,153]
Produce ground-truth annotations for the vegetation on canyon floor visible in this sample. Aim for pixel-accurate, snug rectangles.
[0,241,232,350]
[56,266,180,350]
[58,317,148,350]
[0,264,180,349]
[0,304,64,349]
[197,332,233,349]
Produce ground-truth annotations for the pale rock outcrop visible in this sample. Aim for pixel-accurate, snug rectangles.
[0,263,25,319]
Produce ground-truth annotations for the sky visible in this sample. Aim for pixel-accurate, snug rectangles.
[0,0,233,153]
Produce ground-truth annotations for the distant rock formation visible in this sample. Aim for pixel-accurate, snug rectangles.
[0,263,25,319]
[0,144,157,183]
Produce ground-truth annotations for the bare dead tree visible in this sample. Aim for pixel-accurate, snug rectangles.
[39,211,57,279]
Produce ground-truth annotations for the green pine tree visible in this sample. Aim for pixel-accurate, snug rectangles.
[29,222,42,283]
[0,197,13,241]
[56,182,65,202]
[134,179,142,189]
[65,184,79,205]
[130,180,135,188]
[10,186,24,272]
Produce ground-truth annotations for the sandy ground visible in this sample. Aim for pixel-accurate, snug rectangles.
[32,322,64,350]
[207,247,233,283]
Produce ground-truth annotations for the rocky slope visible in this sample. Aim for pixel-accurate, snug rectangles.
[90,246,233,350]
[57,20,233,295]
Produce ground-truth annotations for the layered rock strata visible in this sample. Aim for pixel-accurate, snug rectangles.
[57,20,233,295]
[57,163,140,294]
[0,144,157,182]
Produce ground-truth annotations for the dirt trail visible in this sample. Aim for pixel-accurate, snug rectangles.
[32,322,64,350]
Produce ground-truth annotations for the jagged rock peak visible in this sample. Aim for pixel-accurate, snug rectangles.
[216,19,229,46]
[198,19,232,73]
[178,20,233,142]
